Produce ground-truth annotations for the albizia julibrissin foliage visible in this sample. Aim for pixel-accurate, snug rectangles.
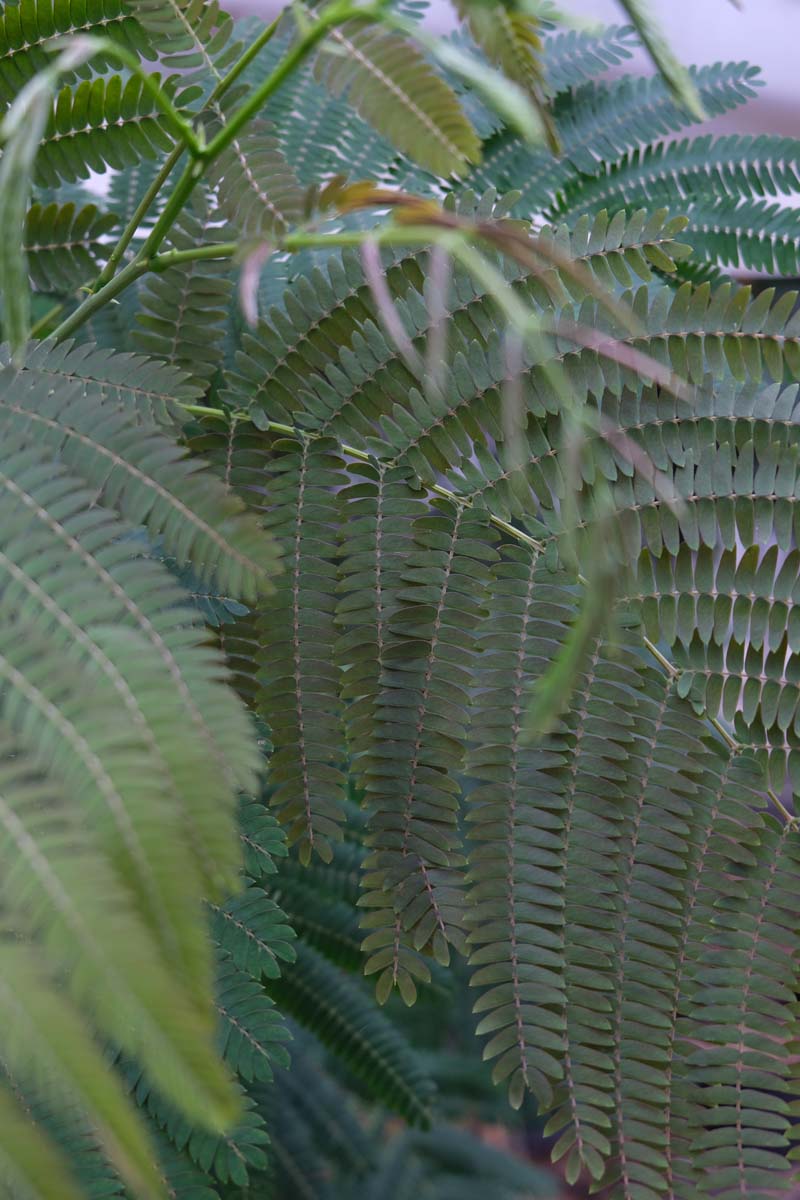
[1,0,800,1197]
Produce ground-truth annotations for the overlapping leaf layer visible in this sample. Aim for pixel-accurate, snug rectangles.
[7,0,800,1197]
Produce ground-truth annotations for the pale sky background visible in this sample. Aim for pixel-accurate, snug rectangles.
[229,0,800,135]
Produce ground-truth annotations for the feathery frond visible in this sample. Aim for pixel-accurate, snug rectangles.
[0,358,279,598]
[542,23,637,94]
[0,0,157,107]
[24,201,117,292]
[314,22,481,176]
[266,941,436,1125]
[35,74,197,187]
[8,5,800,1198]
[469,61,762,207]
[554,132,800,218]
[126,0,241,88]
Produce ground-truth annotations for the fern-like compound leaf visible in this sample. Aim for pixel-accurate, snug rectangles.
[239,797,290,880]
[14,7,800,1195]
[359,496,499,986]
[685,196,800,277]
[0,358,279,600]
[4,336,202,421]
[470,61,762,209]
[23,1094,130,1200]
[207,120,305,240]
[314,23,481,176]
[210,884,297,981]
[36,73,198,187]
[214,952,292,1084]
[257,434,349,863]
[542,23,637,94]
[126,0,241,89]
[266,941,436,1126]
[0,736,237,1133]
[24,201,117,292]
[136,1076,269,1189]
[555,133,800,219]
[0,0,157,108]
[0,1087,85,1200]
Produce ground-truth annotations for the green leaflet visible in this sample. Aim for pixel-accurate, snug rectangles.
[210,885,297,981]
[314,22,481,176]
[18,1094,131,1200]
[256,435,349,864]
[0,359,279,600]
[36,72,198,187]
[360,497,499,983]
[206,120,305,240]
[1,337,202,421]
[0,71,52,358]
[542,23,637,94]
[24,201,118,292]
[187,421,351,865]
[685,196,800,276]
[684,815,800,1198]
[468,61,761,207]
[554,133,800,219]
[0,0,157,108]
[451,0,557,149]
[126,0,242,87]
[214,952,292,1084]
[134,198,234,391]
[265,941,436,1125]
[133,1072,270,1188]
[635,526,800,791]
[231,207,691,455]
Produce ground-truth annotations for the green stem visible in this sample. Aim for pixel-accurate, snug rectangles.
[191,409,548,551]
[138,160,202,260]
[211,13,283,103]
[51,218,454,343]
[283,226,456,253]
[151,243,239,271]
[51,243,238,343]
[55,0,376,339]
[136,5,330,261]
[143,0,376,264]
[94,150,182,290]
[181,403,237,420]
[51,257,147,342]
